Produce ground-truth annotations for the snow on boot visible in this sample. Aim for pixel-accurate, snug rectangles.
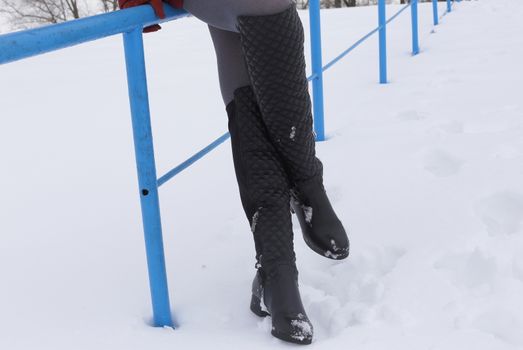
[250,264,313,345]
[237,5,349,260]
[291,179,349,260]
[227,86,313,345]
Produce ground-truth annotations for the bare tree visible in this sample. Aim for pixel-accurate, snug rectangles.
[0,0,86,28]
[100,0,118,13]
[297,0,367,9]
[296,0,310,9]
[296,0,417,8]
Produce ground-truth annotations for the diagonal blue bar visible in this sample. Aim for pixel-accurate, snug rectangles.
[158,132,231,187]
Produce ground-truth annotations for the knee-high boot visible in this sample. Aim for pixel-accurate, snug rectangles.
[227,86,313,345]
[236,5,350,260]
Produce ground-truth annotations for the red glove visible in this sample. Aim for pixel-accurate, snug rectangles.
[118,0,184,33]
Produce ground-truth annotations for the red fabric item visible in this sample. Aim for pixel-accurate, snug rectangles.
[118,0,184,33]
[167,0,183,8]
[119,0,165,18]
[143,24,162,33]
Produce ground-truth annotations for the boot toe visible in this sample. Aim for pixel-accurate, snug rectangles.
[324,237,350,260]
[303,219,350,260]
[324,223,350,259]
[271,313,313,345]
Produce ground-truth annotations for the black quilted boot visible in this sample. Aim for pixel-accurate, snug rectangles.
[227,86,313,345]
[237,5,349,260]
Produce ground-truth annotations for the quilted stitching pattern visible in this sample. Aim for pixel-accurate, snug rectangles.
[237,6,323,188]
[227,86,296,272]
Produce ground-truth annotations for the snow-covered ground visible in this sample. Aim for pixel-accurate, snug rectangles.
[1,1,523,349]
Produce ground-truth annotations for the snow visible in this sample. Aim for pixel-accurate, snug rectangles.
[251,210,260,233]
[304,205,313,224]
[290,126,297,141]
[290,314,314,341]
[1,0,523,349]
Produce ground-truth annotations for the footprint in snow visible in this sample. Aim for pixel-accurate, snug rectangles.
[513,256,523,282]
[301,246,406,336]
[475,191,523,236]
[438,120,464,134]
[456,308,523,346]
[490,137,523,159]
[463,119,511,134]
[428,75,462,87]
[396,110,427,122]
[434,248,498,290]
[426,121,464,138]
[422,149,464,177]
[436,68,456,75]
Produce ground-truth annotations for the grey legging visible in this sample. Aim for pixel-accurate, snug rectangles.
[182,0,294,104]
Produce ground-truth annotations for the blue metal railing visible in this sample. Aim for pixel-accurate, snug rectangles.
[0,6,189,64]
[0,0,459,329]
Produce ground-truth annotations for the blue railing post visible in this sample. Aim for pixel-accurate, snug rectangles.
[309,0,326,142]
[411,0,420,55]
[378,0,387,84]
[122,27,173,328]
[432,0,439,26]
[447,0,452,13]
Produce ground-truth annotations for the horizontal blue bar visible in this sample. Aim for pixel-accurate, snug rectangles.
[0,6,189,65]
[157,132,231,187]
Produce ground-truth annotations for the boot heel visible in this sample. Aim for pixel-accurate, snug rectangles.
[250,294,270,318]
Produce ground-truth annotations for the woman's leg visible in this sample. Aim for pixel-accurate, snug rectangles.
[192,3,313,345]
[207,26,250,105]
[183,0,293,32]
[199,2,349,260]
[236,6,350,260]
[188,0,293,104]
[184,1,348,342]
[226,86,313,345]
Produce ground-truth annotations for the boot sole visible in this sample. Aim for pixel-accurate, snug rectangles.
[272,330,312,345]
[250,294,313,345]
[302,230,349,261]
